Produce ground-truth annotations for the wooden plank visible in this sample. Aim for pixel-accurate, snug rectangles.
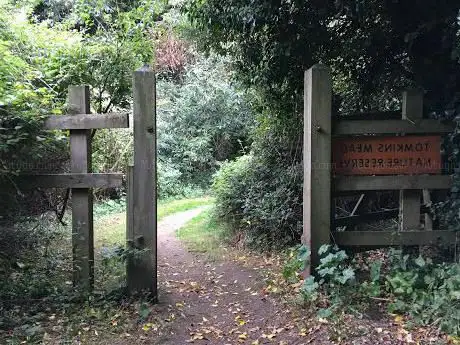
[335,110,401,121]
[129,66,157,297]
[68,85,94,290]
[333,230,456,246]
[334,175,453,191]
[44,112,129,130]
[16,173,123,189]
[332,135,442,175]
[333,119,453,135]
[303,64,332,274]
[400,90,424,231]
[400,189,421,230]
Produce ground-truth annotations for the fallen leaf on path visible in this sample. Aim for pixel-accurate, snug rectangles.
[238,332,248,342]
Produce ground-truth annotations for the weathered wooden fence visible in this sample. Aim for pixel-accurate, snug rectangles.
[19,66,157,297]
[303,64,457,273]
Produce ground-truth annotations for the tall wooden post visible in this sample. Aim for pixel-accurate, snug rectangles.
[128,66,157,297]
[400,89,423,231]
[68,86,94,290]
[303,64,332,275]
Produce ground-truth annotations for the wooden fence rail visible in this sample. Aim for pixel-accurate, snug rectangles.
[15,71,157,297]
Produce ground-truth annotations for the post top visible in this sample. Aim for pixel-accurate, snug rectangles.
[308,63,330,70]
[135,64,154,73]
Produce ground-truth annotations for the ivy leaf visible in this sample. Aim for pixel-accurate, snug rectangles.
[338,267,355,284]
[317,307,333,319]
[414,256,426,268]
[370,260,382,282]
[318,244,330,256]
[302,276,319,294]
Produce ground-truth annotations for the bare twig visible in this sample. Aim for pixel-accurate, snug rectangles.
[57,188,70,224]
[38,189,68,226]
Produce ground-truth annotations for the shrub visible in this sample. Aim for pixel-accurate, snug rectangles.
[157,56,253,196]
[212,155,252,222]
[212,153,303,249]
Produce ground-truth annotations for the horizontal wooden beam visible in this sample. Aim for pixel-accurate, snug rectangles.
[333,230,457,246]
[44,113,129,130]
[334,175,453,191]
[333,119,453,135]
[16,173,123,188]
[334,110,402,121]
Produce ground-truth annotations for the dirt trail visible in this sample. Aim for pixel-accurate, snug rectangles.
[148,208,303,344]
[108,209,437,345]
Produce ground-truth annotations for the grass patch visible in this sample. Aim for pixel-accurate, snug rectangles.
[95,196,213,247]
[176,208,229,258]
[157,196,213,219]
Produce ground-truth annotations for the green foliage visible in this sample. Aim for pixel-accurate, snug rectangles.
[176,207,229,257]
[188,0,460,113]
[300,245,356,305]
[157,56,253,197]
[0,197,210,342]
[212,154,252,221]
[286,245,460,336]
[384,251,460,335]
[190,0,460,249]
[282,245,310,283]
[0,7,64,179]
[212,153,303,249]
[94,198,126,218]
[0,216,72,304]
[360,260,382,297]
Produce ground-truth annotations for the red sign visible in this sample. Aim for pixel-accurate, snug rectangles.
[332,136,442,175]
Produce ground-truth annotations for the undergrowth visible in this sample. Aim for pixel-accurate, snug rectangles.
[283,245,460,337]
[0,197,212,344]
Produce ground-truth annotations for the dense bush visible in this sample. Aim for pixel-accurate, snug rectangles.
[213,154,303,249]
[212,155,252,221]
[157,55,253,197]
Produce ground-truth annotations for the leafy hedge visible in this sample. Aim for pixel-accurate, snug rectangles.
[213,154,303,249]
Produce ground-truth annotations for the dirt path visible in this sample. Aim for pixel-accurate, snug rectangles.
[141,208,303,344]
[109,209,438,345]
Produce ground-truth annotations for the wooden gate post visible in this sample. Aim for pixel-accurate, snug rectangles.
[68,86,94,289]
[303,64,332,275]
[400,89,423,232]
[128,66,157,297]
